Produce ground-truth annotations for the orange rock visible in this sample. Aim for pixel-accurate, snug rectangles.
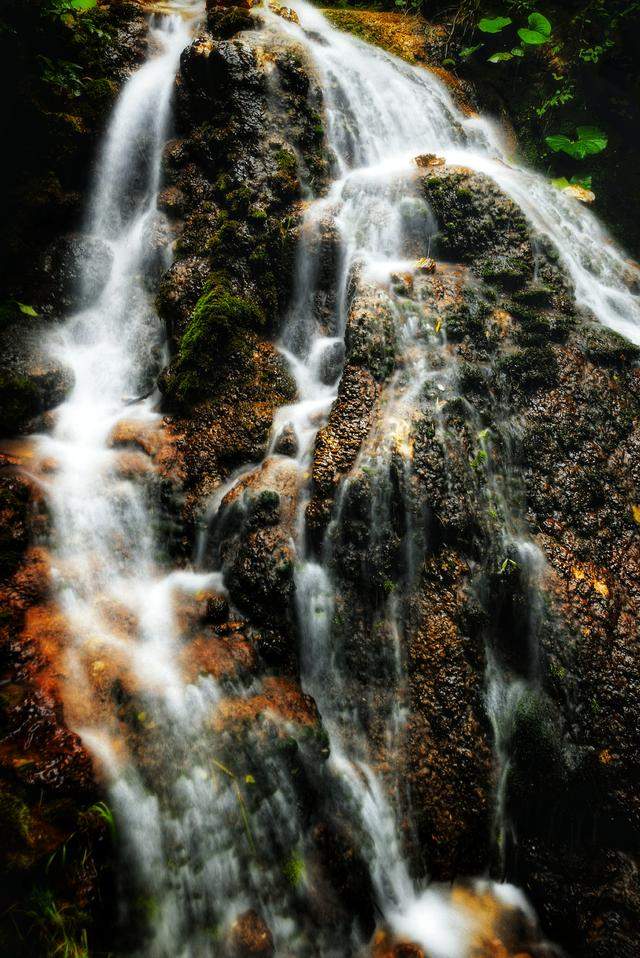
[180,629,256,684]
[213,676,319,733]
[229,908,274,957]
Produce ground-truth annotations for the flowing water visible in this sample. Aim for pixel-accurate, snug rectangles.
[34,0,640,954]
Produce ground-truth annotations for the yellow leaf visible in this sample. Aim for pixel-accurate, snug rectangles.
[593,580,609,598]
[571,566,585,580]
[632,504,640,524]
[434,317,443,334]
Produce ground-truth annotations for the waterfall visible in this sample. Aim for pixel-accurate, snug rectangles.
[33,0,640,954]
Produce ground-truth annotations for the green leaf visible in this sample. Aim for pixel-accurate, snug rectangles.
[551,177,570,189]
[517,28,548,45]
[488,51,513,62]
[545,134,573,154]
[571,174,592,189]
[70,0,97,9]
[528,12,551,37]
[575,126,607,156]
[511,46,524,57]
[460,43,483,59]
[478,16,512,33]
[546,127,607,159]
[17,302,38,317]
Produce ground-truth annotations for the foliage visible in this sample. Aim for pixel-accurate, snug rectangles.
[478,16,512,33]
[546,126,608,159]
[517,11,551,45]
[86,801,116,840]
[25,888,89,958]
[551,174,592,191]
[472,9,552,62]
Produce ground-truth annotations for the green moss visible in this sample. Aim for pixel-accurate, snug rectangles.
[283,850,305,888]
[84,77,117,106]
[510,304,573,345]
[168,273,265,403]
[479,256,530,290]
[513,284,555,308]
[458,361,488,395]
[584,328,640,366]
[507,690,566,798]
[497,346,557,391]
[275,148,297,175]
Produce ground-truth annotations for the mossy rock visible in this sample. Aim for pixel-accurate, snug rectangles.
[479,255,531,291]
[0,372,40,435]
[496,346,557,392]
[164,272,265,404]
[206,5,255,39]
[506,691,567,814]
[584,327,640,366]
[510,304,573,345]
[513,284,555,308]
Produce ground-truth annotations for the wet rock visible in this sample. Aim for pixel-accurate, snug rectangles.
[32,234,113,316]
[273,423,299,457]
[318,339,345,385]
[306,365,377,544]
[228,909,274,957]
[0,316,74,436]
[420,165,533,287]
[345,276,397,381]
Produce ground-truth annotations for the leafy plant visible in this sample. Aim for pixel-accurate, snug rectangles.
[87,801,116,840]
[470,448,488,471]
[472,10,552,63]
[38,55,84,96]
[546,126,608,159]
[518,11,551,45]
[478,16,512,33]
[488,48,523,62]
[552,174,593,190]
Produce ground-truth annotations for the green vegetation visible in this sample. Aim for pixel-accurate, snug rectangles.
[283,850,306,888]
[546,125,607,159]
[168,273,265,403]
[451,1,640,249]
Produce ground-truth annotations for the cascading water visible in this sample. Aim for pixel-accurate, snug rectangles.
[34,0,640,954]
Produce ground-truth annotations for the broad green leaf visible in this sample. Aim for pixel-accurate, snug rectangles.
[546,127,607,160]
[460,43,483,58]
[488,51,513,62]
[518,28,547,45]
[71,0,97,10]
[17,302,38,316]
[545,134,573,153]
[528,12,551,37]
[575,126,607,155]
[551,177,570,189]
[478,16,512,33]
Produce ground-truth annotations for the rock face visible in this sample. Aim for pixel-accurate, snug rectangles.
[307,160,640,955]
[155,8,328,522]
[1,4,639,958]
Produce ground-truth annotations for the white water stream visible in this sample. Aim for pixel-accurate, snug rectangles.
[34,0,640,954]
